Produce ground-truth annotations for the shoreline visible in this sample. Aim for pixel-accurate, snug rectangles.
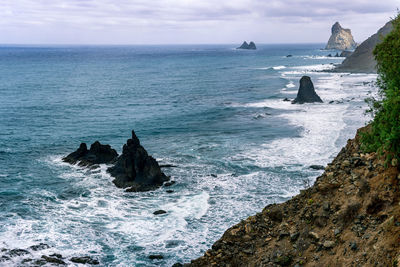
[188,125,400,266]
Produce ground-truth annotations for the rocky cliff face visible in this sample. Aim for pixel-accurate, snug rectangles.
[335,21,393,73]
[325,22,357,50]
[189,126,400,266]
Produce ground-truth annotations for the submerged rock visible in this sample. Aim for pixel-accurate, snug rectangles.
[153,210,167,215]
[237,41,257,50]
[107,130,169,191]
[325,22,357,50]
[63,141,118,166]
[70,256,99,265]
[292,76,323,104]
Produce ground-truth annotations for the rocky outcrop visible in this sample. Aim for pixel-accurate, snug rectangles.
[107,130,169,192]
[325,22,357,50]
[339,50,353,58]
[237,41,256,50]
[335,21,393,73]
[63,141,118,166]
[189,126,400,266]
[64,130,169,192]
[292,76,323,104]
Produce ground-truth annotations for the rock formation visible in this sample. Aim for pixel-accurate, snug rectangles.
[292,76,323,104]
[188,126,400,266]
[339,50,353,58]
[107,130,169,192]
[64,130,169,192]
[237,41,257,50]
[63,141,118,166]
[325,22,357,50]
[335,21,393,73]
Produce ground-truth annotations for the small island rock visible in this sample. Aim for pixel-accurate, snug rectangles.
[292,76,323,104]
[107,130,169,191]
[325,22,357,50]
[237,41,256,50]
[63,141,118,166]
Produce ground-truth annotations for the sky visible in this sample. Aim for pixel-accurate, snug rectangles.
[0,0,398,45]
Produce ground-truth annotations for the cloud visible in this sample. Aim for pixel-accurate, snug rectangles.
[0,0,397,44]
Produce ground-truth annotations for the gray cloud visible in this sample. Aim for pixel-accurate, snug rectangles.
[0,0,397,44]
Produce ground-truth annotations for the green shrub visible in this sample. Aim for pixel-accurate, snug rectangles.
[361,13,400,164]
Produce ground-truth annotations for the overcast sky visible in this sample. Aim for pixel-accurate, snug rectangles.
[0,0,398,44]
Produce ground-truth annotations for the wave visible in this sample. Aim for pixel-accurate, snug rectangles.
[272,65,286,70]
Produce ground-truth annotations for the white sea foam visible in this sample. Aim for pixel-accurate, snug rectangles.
[272,65,286,70]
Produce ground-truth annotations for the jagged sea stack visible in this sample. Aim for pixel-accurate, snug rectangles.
[325,22,357,50]
[292,76,323,104]
[107,130,169,192]
[237,41,256,50]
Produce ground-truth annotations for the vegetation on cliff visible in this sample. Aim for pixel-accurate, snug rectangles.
[362,13,400,164]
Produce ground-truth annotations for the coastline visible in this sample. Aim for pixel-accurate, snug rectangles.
[188,125,400,266]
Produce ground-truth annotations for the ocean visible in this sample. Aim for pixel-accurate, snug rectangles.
[0,44,377,266]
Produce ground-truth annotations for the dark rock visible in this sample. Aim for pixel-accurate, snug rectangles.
[29,243,50,251]
[237,41,256,50]
[310,165,325,170]
[335,52,340,57]
[159,164,177,168]
[290,232,300,242]
[283,98,291,102]
[349,241,358,251]
[286,55,293,57]
[41,255,66,265]
[166,190,174,193]
[340,50,353,57]
[8,248,30,257]
[70,256,99,265]
[210,174,217,178]
[164,181,176,187]
[327,54,332,57]
[63,141,118,166]
[153,210,167,215]
[265,205,283,222]
[107,130,169,191]
[292,76,323,104]
[49,253,63,259]
[172,263,184,267]
[0,256,10,262]
[329,100,334,104]
[149,254,164,260]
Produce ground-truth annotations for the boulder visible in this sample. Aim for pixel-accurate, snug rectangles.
[325,22,357,50]
[63,141,118,166]
[292,76,323,104]
[237,41,256,50]
[107,130,169,191]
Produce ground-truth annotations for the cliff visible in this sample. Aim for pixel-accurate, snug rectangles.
[189,126,400,266]
[325,22,357,50]
[335,21,393,73]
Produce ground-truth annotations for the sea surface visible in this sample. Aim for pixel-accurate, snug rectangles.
[0,44,377,266]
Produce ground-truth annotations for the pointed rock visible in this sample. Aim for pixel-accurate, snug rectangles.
[292,76,323,104]
[107,130,169,191]
[237,41,256,50]
[325,22,357,50]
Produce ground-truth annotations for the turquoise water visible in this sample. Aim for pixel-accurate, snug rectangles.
[0,44,376,266]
